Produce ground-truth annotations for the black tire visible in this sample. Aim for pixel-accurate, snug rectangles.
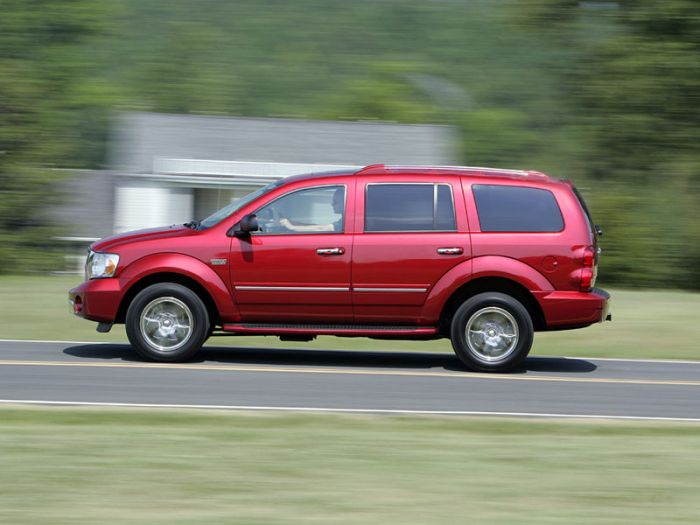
[125,283,210,362]
[450,292,533,372]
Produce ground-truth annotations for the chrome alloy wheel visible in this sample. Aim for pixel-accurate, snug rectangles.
[139,296,194,352]
[465,306,519,363]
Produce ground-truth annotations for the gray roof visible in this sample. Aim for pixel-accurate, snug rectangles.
[110,112,457,173]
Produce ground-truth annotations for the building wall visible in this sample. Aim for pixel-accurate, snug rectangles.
[111,112,458,173]
[114,182,194,233]
[49,170,115,239]
[194,187,252,221]
[108,112,459,234]
[51,114,457,272]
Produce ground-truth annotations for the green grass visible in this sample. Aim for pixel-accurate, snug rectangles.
[1,275,698,360]
[1,407,699,524]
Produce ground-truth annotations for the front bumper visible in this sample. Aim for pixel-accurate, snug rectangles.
[535,287,611,330]
[69,278,124,323]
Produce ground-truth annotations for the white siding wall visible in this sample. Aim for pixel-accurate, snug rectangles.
[114,182,193,233]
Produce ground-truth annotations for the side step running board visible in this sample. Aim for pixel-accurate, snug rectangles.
[222,323,438,337]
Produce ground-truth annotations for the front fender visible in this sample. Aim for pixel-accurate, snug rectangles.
[118,253,239,321]
[420,256,553,323]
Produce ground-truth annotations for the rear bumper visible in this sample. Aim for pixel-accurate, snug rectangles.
[534,287,611,330]
[69,279,123,323]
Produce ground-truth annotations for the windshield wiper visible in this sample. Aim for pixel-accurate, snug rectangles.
[183,220,201,230]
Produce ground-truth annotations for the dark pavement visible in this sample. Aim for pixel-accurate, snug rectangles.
[1,340,698,420]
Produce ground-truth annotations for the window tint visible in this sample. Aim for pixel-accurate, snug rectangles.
[473,185,563,232]
[435,184,455,230]
[255,185,345,235]
[365,184,456,232]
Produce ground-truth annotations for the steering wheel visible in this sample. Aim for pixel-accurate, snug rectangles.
[257,206,285,233]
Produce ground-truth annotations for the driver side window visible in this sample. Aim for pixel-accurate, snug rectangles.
[255,185,346,235]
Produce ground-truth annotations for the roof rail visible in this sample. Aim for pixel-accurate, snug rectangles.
[386,165,529,176]
[353,164,545,180]
[355,164,386,175]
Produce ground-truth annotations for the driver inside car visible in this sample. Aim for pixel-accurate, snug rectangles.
[279,188,344,233]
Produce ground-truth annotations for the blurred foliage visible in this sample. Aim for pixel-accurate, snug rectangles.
[0,0,698,289]
[570,0,700,289]
[0,0,118,269]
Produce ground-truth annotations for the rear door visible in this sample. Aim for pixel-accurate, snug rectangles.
[351,177,471,324]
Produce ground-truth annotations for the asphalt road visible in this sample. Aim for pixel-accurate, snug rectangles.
[1,339,699,421]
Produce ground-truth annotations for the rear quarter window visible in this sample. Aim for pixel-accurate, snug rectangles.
[473,184,564,232]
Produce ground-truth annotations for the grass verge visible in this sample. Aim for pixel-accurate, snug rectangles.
[1,275,698,360]
[1,407,699,525]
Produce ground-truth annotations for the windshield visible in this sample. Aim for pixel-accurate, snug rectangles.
[199,181,284,229]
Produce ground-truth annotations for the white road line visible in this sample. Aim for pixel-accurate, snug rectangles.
[0,339,698,365]
[0,399,699,422]
[579,356,700,365]
[0,339,111,345]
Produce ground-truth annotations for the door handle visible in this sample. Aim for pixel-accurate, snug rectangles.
[317,247,345,256]
[437,247,463,255]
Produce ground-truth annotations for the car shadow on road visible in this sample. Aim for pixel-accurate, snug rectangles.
[63,344,597,375]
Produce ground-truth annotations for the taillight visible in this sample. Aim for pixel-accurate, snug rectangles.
[580,246,596,291]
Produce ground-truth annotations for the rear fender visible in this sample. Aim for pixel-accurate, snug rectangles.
[118,253,239,321]
[421,256,553,323]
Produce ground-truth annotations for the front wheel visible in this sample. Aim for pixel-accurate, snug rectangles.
[450,292,533,372]
[126,283,210,362]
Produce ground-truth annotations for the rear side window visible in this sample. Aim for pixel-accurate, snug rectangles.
[473,185,563,232]
[365,183,456,232]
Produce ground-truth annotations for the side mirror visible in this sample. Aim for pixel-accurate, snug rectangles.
[230,214,259,237]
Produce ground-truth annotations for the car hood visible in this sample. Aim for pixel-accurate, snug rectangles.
[91,225,196,252]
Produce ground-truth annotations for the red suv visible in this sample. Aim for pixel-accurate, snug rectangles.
[69,165,610,371]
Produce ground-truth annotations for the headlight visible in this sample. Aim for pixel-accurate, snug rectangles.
[85,251,120,279]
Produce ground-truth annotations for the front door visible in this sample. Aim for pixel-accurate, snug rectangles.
[230,182,354,323]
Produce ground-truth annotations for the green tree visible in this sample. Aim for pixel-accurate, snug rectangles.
[0,0,116,272]
[574,1,700,288]
[512,0,700,288]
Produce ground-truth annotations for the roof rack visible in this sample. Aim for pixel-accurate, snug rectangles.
[386,165,529,176]
[353,164,546,179]
[354,164,386,175]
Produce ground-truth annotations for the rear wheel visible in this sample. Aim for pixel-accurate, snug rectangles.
[450,292,533,372]
[126,283,209,362]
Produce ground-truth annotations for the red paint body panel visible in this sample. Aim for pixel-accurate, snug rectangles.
[223,324,437,337]
[420,255,554,325]
[351,173,471,324]
[71,245,239,323]
[70,164,611,337]
[69,278,122,323]
[228,177,355,322]
[230,234,352,317]
[535,288,610,328]
[462,177,594,292]
[117,253,239,321]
